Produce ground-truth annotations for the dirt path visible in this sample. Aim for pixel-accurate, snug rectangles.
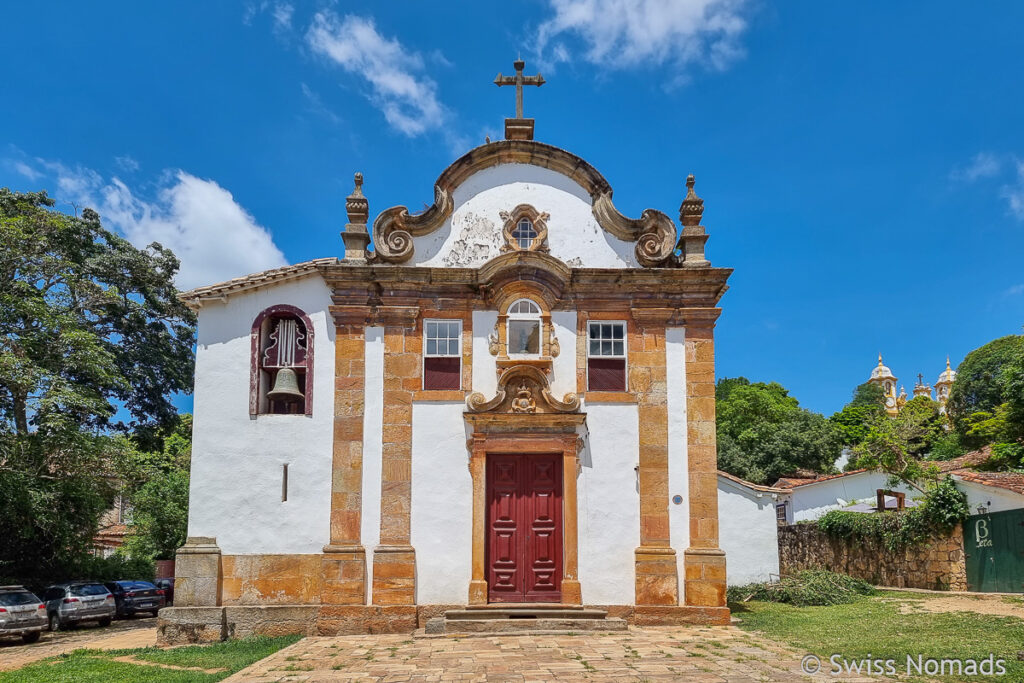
[887,593,1024,620]
[0,616,157,671]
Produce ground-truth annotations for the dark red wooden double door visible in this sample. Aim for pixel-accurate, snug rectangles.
[486,454,563,603]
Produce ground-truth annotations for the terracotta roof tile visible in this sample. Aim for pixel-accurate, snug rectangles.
[178,258,338,307]
[925,446,992,473]
[951,470,1024,496]
[717,470,792,494]
[772,469,868,489]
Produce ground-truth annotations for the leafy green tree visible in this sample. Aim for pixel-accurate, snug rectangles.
[0,188,195,582]
[829,382,886,447]
[120,414,192,561]
[851,397,946,492]
[716,377,842,485]
[947,334,1024,439]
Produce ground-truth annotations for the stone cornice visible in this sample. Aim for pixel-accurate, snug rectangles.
[369,140,678,267]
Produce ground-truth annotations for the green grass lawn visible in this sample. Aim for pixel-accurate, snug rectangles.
[0,635,301,683]
[731,592,1024,681]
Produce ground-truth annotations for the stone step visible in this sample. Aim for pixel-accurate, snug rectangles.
[444,607,608,621]
[429,616,628,635]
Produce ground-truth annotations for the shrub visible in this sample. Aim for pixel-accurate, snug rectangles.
[727,570,874,607]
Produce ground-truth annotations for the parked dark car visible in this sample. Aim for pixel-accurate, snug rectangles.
[0,586,47,643]
[103,581,165,618]
[153,578,174,606]
[42,583,115,631]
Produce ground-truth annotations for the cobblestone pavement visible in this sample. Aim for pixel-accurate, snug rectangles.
[228,626,878,682]
[0,616,157,671]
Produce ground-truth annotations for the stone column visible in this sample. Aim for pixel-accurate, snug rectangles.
[372,308,420,605]
[174,537,222,606]
[630,309,679,606]
[561,438,582,605]
[682,311,727,608]
[468,435,488,605]
[321,315,369,605]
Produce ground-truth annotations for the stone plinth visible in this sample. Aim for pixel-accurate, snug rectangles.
[173,537,222,607]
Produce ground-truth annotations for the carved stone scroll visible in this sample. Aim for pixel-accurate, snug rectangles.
[591,193,677,268]
[466,364,579,414]
[369,185,454,263]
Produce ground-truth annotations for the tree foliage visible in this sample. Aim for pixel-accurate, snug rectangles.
[830,382,887,447]
[716,377,842,485]
[0,188,195,582]
[947,334,1024,440]
[850,396,947,491]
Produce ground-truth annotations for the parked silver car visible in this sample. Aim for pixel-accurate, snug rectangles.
[41,582,115,631]
[0,586,47,643]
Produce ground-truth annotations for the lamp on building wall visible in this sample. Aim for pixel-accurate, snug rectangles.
[976,504,988,515]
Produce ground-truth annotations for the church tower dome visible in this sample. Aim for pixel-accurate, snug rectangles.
[868,354,899,416]
[935,356,956,414]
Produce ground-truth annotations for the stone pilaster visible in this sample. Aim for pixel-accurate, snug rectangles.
[682,314,727,609]
[322,322,368,605]
[372,312,419,605]
[174,537,222,607]
[629,311,679,606]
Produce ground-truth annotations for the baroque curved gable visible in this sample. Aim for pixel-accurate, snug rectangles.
[369,140,679,269]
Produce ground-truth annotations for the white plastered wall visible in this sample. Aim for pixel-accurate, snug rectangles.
[361,327,385,596]
[188,276,334,555]
[407,164,639,269]
[577,402,640,604]
[953,479,1024,514]
[410,402,473,604]
[790,472,920,522]
[665,328,690,599]
[717,477,781,585]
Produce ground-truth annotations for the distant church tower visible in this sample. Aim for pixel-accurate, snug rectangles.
[913,373,933,399]
[868,354,900,416]
[935,357,956,415]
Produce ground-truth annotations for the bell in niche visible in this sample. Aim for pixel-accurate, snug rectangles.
[267,368,304,402]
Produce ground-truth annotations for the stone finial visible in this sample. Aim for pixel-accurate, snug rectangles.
[341,172,371,262]
[676,174,710,268]
[679,174,704,227]
[346,172,369,224]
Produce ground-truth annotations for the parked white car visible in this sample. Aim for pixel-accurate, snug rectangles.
[41,582,115,631]
[0,586,48,643]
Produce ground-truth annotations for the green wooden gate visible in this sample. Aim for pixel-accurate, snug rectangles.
[964,509,1024,593]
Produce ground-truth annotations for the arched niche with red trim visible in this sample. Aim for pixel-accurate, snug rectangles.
[249,304,315,416]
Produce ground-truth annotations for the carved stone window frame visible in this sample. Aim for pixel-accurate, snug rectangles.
[500,204,549,254]
[250,304,315,417]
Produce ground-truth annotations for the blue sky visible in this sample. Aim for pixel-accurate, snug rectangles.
[3,2,1023,417]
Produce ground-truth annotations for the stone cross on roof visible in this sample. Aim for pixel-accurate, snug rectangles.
[494,59,545,119]
[494,59,545,141]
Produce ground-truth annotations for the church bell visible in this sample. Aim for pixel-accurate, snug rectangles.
[267,368,304,402]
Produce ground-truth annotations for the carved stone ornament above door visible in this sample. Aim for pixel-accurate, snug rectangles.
[466,364,579,414]
[500,204,549,254]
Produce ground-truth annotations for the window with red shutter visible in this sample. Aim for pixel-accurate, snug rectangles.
[587,321,626,392]
[423,319,462,390]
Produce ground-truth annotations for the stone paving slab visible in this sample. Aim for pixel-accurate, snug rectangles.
[227,625,879,682]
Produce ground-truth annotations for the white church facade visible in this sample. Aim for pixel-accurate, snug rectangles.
[160,70,734,641]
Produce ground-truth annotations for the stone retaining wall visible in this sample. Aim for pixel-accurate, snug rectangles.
[777,523,967,591]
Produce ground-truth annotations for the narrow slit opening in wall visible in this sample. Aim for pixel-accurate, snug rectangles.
[282,463,288,502]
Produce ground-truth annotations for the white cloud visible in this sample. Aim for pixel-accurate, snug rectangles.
[114,155,140,173]
[13,161,42,181]
[305,12,445,136]
[1005,283,1024,296]
[272,2,294,33]
[952,152,1001,182]
[32,160,286,290]
[536,0,750,76]
[1001,160,1024,220]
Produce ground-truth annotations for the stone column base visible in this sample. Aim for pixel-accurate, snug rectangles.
[683,547,727,607]
[468,579,488,605]
[632,605,731,626]
[321,545,366,605]
[561,579,582,605]
[635,546,679,606]
[174,537,222,607]
[372,545,416,605]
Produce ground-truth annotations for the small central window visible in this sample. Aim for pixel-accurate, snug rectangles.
[587,321,627,391]
[512,218,537,249]
[423,319,461,390]
[507,299,541,355]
